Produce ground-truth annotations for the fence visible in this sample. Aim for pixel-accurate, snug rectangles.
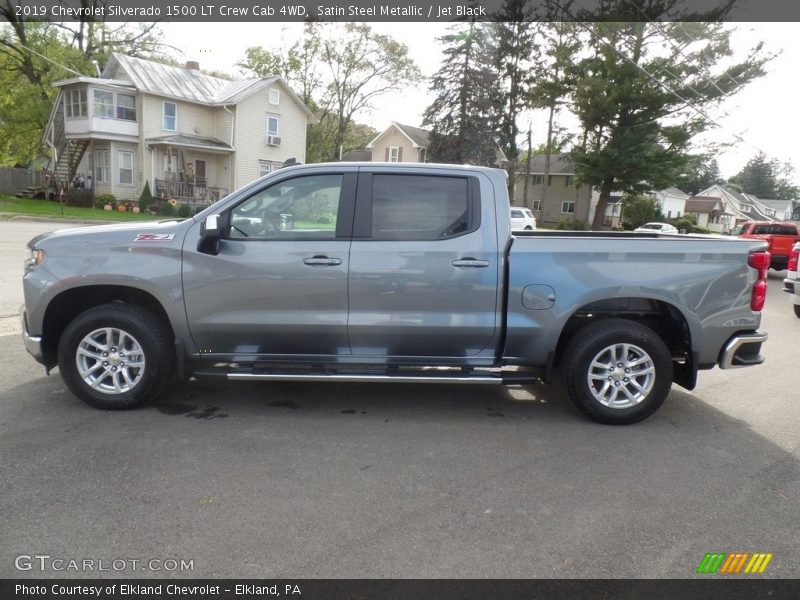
[0,167,37,195]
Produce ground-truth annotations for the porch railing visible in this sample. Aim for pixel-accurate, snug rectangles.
[155,178,228,205]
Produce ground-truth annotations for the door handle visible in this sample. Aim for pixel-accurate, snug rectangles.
[451,258,490,268]
[303,256,342,267]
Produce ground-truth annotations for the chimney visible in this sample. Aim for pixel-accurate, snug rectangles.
[185,60,200,72]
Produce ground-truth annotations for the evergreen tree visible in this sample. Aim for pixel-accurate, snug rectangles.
[729,152,799,200]
[566,13,770,229]
[423,24,501,166]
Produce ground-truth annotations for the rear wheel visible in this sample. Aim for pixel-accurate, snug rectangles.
[561,319,673,425]
[57,303,175,409]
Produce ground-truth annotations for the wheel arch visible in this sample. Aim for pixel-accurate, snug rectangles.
[553,296,697,390]
[41,285,174,368]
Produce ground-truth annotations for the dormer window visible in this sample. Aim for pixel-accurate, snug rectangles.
[163,102,177,131]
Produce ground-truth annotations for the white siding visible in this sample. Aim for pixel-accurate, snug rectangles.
[370,128,420,163]
[233,83,307,190]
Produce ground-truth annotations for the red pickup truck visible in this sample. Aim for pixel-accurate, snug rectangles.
[735,221,800,270]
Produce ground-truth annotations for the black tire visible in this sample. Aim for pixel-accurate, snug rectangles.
[57,303,175,409]
[524,226,533,231]
[561,318,673,425]
[794,304,800,319]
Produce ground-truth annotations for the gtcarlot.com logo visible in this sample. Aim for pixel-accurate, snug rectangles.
[14,554,194,572]
[696,552,773,574]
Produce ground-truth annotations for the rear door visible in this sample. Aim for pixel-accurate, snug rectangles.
[347,168,500,361]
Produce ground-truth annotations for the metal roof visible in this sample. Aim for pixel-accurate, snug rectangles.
[103,54,275,105]
[146,134,234,153]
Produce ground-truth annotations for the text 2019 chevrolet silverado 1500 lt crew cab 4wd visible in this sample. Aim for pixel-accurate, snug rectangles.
[21,164,769,424]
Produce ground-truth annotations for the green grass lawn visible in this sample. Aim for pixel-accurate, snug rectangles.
[0,195,158,221]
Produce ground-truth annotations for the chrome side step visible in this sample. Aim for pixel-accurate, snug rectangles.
[193,368,537,386]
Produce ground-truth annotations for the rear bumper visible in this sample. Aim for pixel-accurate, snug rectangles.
[718,331,768,369]
[20,307,44,364]
[784,277,795,294]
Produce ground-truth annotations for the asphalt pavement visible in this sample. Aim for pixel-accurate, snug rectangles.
[0,220,797,579]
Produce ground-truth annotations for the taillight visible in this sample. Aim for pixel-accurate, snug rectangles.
[789,244,799,272]
[748,251,770,311]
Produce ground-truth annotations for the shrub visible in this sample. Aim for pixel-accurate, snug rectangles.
[177,203,190,218]
[158,202,176,216]
[556,218,588,231]
[97,194,116,209]
[66,189,93,208]
[138,181,154,212]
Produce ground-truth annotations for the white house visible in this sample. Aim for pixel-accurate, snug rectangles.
[43,54,317,204]
[653,187,689,220]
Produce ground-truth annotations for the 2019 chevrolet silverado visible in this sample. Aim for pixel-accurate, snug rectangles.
[21,164,769,424]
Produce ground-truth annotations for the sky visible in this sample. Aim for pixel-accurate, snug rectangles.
[164,21,800,183]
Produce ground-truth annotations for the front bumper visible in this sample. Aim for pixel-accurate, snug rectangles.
[20,307,44,364]
[718,331,768,369]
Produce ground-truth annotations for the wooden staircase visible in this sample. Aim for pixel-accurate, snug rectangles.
[44,93,91,188]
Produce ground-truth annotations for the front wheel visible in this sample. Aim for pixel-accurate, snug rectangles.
[57,303,175,409]
[561,319,673,425]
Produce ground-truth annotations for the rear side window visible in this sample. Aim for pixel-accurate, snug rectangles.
[772,224,798,235]
[369,174,475,241]
[511,210,524,218]
[752,225,770,235]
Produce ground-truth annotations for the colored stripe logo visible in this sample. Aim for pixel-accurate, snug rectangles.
[696,552,773,574]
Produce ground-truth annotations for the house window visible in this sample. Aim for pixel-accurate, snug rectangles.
[95,150,109,183]
[65,89,87,118]
[564,176,573,187]
[561,201,576,214]
[269,89,280,105]
[258,161,273,178]
[116,94,136,121]
[548,175,553,186]
[532,200,542,210]
[94,90,114,118]
[532,175,543,185]
[266,116,280,143]
[388,147,399,162]
[118,150,133,185]
[163,102,177,131]
[667,210,672,218]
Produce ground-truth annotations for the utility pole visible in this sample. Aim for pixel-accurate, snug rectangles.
[523,124,532,209]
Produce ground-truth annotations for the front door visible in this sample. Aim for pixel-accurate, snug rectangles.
[182,170,356,359]
[347,169,500,360]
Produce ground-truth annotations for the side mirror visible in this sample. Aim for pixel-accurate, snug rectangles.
[198,214,221,255]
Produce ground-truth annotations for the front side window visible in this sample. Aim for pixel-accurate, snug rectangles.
[118,150,133,185]
[561,201,576,214]
[228,174,342,240]
[370,174,472,241]
[95,149,109,183]
[116,94,136,120]
[163,102,177,130]
[94,90,114,118]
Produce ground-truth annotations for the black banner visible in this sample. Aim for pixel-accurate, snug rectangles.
[2,0,798,23]
[4,579,800,600]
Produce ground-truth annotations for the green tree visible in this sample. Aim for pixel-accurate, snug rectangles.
[567,13,769,230]
[242,23,419,163]
[490,2,537,198]
[423,24,500,166]
[0,7,170,166]
[676,157,723,195]
[621,194,664,229]
[728,152,799,200]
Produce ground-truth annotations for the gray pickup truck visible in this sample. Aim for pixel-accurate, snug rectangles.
[21,163,769,424]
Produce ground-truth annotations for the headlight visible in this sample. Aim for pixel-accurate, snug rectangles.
[25,249,44,268]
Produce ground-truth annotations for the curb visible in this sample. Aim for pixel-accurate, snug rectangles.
[0,213,145,225]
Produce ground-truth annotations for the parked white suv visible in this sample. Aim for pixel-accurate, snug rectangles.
[510,208,537,232]
[782,241,800,318]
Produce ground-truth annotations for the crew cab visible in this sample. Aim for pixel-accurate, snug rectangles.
[21,164,770,424]
[735,221,800,270]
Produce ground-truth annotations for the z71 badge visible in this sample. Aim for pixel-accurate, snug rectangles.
[134,233,175,242]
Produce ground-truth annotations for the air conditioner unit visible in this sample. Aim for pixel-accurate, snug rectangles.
[267,135,281,146]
